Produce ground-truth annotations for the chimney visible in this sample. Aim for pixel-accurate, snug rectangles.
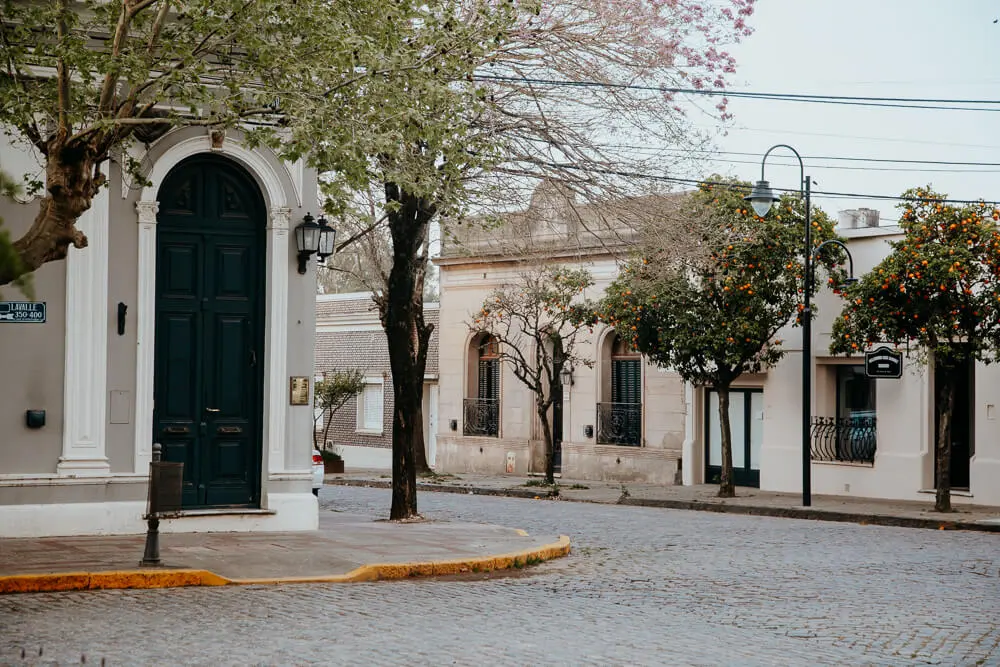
[837,209,861,229]
[857,208,880,227]
[837,208,880,229]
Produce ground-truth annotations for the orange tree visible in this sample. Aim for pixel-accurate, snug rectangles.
[830,188,1000,512]
[601,177,842,497]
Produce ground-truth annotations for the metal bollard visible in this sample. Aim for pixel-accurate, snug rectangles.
[140,443,163,566]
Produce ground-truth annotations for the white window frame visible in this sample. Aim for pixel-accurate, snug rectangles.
[356,376,385,435]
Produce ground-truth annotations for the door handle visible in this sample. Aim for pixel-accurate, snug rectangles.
[205,408,221,413]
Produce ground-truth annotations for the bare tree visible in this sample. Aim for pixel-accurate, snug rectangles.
[471,266,596,483]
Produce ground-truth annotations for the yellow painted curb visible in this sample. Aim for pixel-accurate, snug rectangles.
[0,535,571,594]
[0,569,229,595]
[231,535,572,585]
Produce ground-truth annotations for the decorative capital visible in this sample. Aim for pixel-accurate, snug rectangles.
[135,200,160,225]
[269,206,292,230]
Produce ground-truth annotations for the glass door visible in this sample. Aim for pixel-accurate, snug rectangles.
[706,389,762,487]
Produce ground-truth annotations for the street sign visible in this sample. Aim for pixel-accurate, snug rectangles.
[0,301,46,323]
[865,346,902,379]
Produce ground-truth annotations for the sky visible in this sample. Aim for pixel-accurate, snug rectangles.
[694,0,1000,225]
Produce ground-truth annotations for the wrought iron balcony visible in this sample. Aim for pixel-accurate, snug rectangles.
[463,398,499,437]
[810,416,877,464]
[596,402,642,447]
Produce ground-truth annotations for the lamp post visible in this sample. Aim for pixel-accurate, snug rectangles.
[745,144,814,506]
[745,146,857,507]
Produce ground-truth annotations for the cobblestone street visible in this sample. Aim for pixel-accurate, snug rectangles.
[2,486,998,666]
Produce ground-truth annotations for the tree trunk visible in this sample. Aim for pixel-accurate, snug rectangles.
[0,143,101,287]
[934,371,955,513]
[537,399,554,484]
[410,275,433,475]
[383,182,435,520]
[717,384,735,498]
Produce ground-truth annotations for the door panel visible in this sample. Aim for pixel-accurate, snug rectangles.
[706,389,762,488]
[750,392,764,469]
[153,155,265,509]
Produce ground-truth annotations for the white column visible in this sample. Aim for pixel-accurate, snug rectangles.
[133,200,159,473]
[58,187,111,475]
[265,207,291,476]
[682,381,696,486]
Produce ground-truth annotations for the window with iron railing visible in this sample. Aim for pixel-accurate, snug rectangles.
[596,401,641,446]
[464,334,500,437]
[463,398,499,437]
[811,366,877,464]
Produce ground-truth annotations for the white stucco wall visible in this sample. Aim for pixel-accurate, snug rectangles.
[757,225,999,505]
[435,254,684,483]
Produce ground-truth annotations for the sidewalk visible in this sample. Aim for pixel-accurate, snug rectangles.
[0,511,569,594]
[329,470,1000,533]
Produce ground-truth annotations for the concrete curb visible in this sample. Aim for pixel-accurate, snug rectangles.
[0,535,571,595]
[618,497,1000,533]
[332,478,555,500]
[326,478,1000,534]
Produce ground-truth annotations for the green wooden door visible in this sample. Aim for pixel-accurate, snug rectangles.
[153,155,265,508]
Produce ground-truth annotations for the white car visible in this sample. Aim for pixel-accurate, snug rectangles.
[311,449,324,496]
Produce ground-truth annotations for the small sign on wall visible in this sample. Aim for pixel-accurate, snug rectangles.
[0,301,46,323]
[289,376,310,405]
[865,346,903,379]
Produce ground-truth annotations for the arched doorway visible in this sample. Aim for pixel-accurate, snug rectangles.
[153,155,266,508]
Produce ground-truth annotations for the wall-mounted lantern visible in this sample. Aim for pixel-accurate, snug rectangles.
[560,365,574,387]
[295,213,337,274]
[316,215,337,265]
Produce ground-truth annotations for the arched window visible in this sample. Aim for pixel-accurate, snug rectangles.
[596,332,642,446]
[611,335,641,407]
[465,333,500,436]
[477,335,501,403]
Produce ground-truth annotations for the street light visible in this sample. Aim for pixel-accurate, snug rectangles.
[745,144,815,506]
[746,146,857,507]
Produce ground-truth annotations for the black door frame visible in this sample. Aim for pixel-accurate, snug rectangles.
[153,154,266,508]
[705,388,762,488]
[935,354,974,489]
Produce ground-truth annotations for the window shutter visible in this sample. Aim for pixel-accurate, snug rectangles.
[363,384,382,430]
[612,360,641,404]
[479,359,499,401]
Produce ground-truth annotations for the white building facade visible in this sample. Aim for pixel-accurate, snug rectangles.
[434,189,687,484]
[435,191,1000,506]
[684,222,1000,506]
[0,128,321,537]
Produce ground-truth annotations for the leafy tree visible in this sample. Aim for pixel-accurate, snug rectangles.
[1,0,517,521]
[313,370,366,452]
[0,0,506,287]
[601,178,842,497]
[830,188,1000,512]
[470,267,596,483]
[0,170,30,297]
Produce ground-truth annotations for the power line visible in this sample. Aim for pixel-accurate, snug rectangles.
[475,74,1000,113]
[703,124,1000,151]
[535,161,1000,205]
[594,145,1000,169]
[584,145,1000,174]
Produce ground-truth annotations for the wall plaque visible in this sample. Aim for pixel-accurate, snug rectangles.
[289,376,311,405]
[0,301,46,323]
